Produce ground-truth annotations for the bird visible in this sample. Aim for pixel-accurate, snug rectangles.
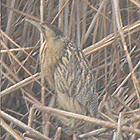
[26,19,98,118]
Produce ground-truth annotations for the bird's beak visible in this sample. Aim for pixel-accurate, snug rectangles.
[26,19,42,30]
[26,19,56,39]
[26,19,47,39]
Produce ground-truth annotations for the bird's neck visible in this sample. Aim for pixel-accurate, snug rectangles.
[40,36,69,67]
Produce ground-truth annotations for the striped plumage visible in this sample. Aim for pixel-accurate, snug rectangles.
[54,42,98,117]
[27,19,98,117]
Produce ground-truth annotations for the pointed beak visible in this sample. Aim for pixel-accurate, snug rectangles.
[26,19,57,40]
[26,19,47,39]
[26,19,42,30]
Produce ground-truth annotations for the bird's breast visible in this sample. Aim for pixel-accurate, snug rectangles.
[40,38,69,88]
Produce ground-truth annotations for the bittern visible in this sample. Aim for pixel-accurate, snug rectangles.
[26,19,98,117]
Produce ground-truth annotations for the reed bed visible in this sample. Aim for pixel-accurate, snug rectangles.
[1,0,140,139]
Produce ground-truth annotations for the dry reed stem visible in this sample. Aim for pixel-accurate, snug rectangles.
[130,0,140,8]
[1,73,41,98]
[1,40,45,87]
[84,0,107,43]
[116,112,123,140]
[1,111,52,140]
[111,50,140,97]
[84,0,112,23]
[1,30,39,63]
[123,114,140,125]
[0,47,38,53]
[0,2,40,22]
[40,0,46,134]
[1,118,24,140]
[78,128,107,139]
[5,0,15,45]
[0,61,40,104]
[54,127,62,140]
[113,0,140,105]
[51,0,70,24]
[31,103,140,134]
[83,20,140,55]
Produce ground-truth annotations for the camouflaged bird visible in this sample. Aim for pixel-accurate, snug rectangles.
[27,19,98,117]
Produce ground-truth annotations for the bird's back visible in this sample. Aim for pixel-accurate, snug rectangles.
[54,42,98,117]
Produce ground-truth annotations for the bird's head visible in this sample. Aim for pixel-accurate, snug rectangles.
[26,19,64,40]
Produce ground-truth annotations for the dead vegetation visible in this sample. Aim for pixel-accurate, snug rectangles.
[1,0,140,139]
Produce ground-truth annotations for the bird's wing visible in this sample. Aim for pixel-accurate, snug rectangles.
[54,43,98,116]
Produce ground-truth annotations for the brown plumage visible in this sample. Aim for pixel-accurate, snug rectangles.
[27,19,98,117]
